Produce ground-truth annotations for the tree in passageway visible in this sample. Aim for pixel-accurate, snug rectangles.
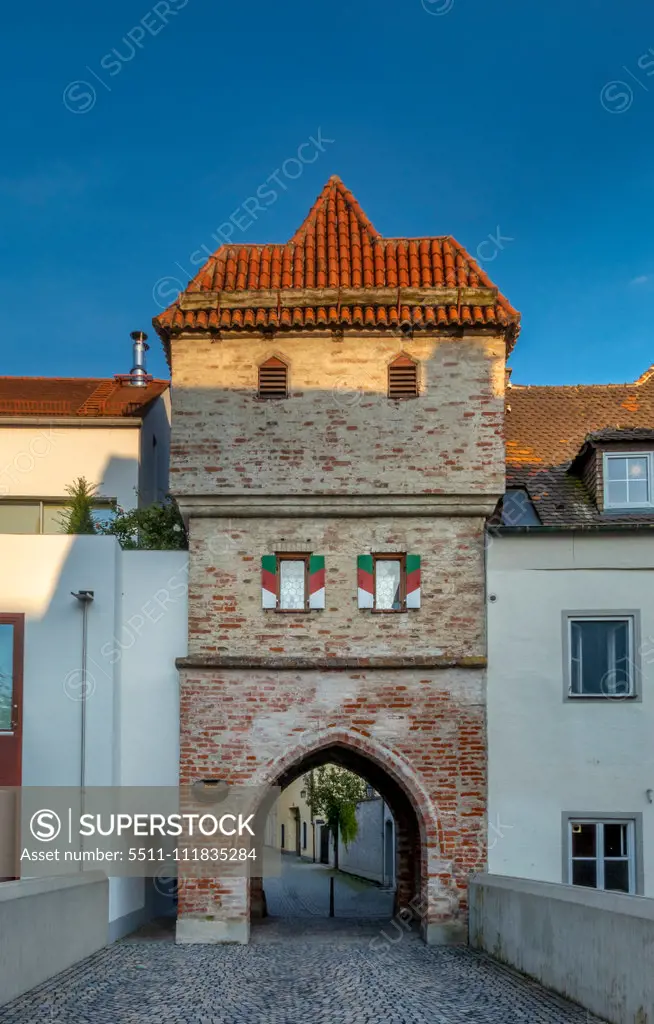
[307,765,368,870]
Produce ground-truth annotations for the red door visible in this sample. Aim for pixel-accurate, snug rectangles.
[0,614,24,787]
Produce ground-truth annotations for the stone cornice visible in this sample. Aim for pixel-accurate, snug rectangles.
[176,655,487,671]
[179,285,499,312]
[177,493,499,519]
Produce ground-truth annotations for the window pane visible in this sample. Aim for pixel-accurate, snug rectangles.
[42,504,69,534]
[0,624,14,731]
[571,823,596,858]
[572,620,631,696]
[604,860,630,893]
[607,481,628,505]
[279,560,306,610]
[572,859,597,888]
[375,560,402,610]
[628,479,648,505]
[604,824,627,858]
[0,503,40,534]
[627,457,648,481]
[607,457,627,481]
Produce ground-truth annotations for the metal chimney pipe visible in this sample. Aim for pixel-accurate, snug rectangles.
[129,330,149,387]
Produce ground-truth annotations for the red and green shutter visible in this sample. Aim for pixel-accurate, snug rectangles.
[261,555,277,609]
[357,555,374,609]
[308,555,325,610]
[406,554,421,609]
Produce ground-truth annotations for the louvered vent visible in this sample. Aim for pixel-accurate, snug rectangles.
[388,356,418,399]
[258,357,288,398]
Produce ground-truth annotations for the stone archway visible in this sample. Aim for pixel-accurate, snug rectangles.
[249,729,458,943]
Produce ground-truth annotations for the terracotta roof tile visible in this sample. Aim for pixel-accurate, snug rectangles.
[153,175,519,350]
[0,377,169,418]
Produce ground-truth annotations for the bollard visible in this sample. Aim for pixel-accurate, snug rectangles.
[329,875,335,917]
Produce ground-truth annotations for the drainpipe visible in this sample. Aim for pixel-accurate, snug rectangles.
[71,591,94,792]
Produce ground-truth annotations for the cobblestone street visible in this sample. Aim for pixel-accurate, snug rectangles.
[264,854,395,918]
[0,925,602,1024]
[1,865,602,1024]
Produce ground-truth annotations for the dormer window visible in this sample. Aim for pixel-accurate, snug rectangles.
[603,453,654,509]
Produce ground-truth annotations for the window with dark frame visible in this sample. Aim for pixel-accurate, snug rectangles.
[568,819,635,893]
[388,355,418,399]
[258,357,288,399]
[568,616,634,697]
[0,617,22,733]
[373,554,405,612]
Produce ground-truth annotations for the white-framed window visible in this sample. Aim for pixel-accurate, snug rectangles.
[568,819,636,894]
[603,452,654,509]
[568,616,635,698]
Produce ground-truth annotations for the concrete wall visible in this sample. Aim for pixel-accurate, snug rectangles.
[469,873,654,1024]
[0,423,141,509]
[487,533,654,894]
[0,535,187,937]
[0,873,108,1006]
[169,332,506,497]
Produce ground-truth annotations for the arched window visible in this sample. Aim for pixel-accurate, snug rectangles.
[258,357,288,399]
[388,355,418,399]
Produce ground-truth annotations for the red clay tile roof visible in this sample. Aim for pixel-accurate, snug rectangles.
[0,378,169,418]
[506,368,654,526]
[153,175,520,349]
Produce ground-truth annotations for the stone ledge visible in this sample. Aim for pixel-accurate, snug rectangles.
[176,655,487,671]
[177,493,500,520]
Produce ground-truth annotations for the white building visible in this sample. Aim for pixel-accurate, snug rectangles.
[0,355,188,940]
[488,368,654,899]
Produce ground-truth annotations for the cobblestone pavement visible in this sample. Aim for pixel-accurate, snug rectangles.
[1,925,603,1024]
[264,854,395,918]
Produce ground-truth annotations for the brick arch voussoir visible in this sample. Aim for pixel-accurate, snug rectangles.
[253,727,442,854]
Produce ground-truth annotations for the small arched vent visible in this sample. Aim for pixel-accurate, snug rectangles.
[388,355,418,399]
[258,357,288,399]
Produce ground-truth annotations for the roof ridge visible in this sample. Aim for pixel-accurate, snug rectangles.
[289,175,381,244]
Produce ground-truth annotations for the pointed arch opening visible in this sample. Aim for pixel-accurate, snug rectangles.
[250,733,438,937]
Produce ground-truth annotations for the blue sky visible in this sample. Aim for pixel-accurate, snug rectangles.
[2,0,654,385]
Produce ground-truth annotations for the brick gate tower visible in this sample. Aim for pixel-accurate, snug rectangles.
[154,176,520,943]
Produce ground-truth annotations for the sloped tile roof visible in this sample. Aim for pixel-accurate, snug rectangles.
[505,368,654,527]
[0,378,169,418]
[153,175,520,348]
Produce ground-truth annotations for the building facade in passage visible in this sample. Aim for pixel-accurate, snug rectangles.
[155,175,521,943]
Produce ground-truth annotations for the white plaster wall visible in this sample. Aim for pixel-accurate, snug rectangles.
[0,536,188,927]
[487,533,654,895]
[0,425,141,510]
[116,550,188,786]
[139,391,171,505]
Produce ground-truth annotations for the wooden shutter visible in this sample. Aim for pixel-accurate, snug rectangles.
[357,555,374,609]
[308,555,325,610]
[405,554,421,609]
[261,555,277,608]
[388,355,418,399]
[258,357,288,398]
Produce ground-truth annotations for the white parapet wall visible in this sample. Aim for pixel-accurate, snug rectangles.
[0,873,108,1006]
[469,873,654,1024]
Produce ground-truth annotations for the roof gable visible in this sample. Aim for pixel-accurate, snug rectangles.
[153,175,519,347]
